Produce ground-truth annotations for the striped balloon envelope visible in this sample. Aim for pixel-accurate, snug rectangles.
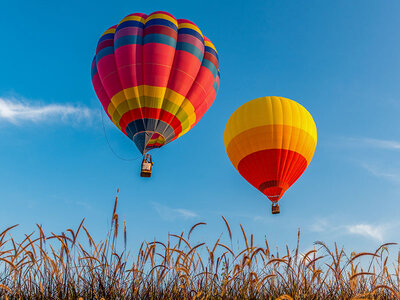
[224,97,317,208]
[91,11,220,154]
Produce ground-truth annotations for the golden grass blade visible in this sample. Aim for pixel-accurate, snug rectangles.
[217,243,235,257]
[372,284,399,298]
[349,252,379,264]
[0,190,399,298]
[221,216,232,241]
[170,234,191,249]
[112,188,119,221]
[277,295,293,300]
[0,284,11,293]
[349,272,375,281]
[188,222,206,240]
[240,224,249,250]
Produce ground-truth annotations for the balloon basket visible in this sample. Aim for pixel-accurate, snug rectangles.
[140,161,153,178]
[140,171,152,177]
[271,203,280,214]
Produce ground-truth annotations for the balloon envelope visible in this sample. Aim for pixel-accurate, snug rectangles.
[224,97,317,203]
[91,11,220,154]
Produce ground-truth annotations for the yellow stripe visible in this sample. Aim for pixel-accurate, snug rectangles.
[175,103,197,137]
[176,95,213,139]
[101,28,116,36]
[148,135,166,145]
[205,39,218,54]
[146,13,178,27]
[106,86,195,130]
[226,125,317,169]
[119,15,146,24]
[178,22,203,38]
[142,85,167,110]
[224,97,317,147]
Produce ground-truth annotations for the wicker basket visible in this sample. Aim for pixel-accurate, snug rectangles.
[271,203,280,214]
[140,162,152,178]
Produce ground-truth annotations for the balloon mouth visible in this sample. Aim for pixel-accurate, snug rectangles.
[132,131,166,154]
[265,188,285,202]
[258,180,287,202]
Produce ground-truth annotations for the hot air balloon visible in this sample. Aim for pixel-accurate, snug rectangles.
[224,97,317,214]
[91,11,220,177]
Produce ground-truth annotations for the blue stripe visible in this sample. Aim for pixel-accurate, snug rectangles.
[98,33,114,44]
[202,59,218,78]
[132,132,146,153]
[117,20,145,30]
[178,28,204,44]
[96,47,114,62]
[176,42,203,61]
[115,35,143,49]
[126,120,145,140]
[213,80,219,93]
[205,46,218,61]
[144,34,176,47]
[145,18,177,31]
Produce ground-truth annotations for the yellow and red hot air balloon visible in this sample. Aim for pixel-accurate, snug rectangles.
[91,11,220,177]
[224,97,317,214]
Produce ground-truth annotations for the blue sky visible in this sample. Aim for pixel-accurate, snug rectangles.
[1,0,400,254]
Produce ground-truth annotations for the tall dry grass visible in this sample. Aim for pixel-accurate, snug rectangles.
[0,190,399,299]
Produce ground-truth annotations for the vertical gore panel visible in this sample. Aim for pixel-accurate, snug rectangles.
[224,97,317,203]
[114,13,147,137]
[156,19,205,139]
[142,12,178,130]
[92,11,220,154]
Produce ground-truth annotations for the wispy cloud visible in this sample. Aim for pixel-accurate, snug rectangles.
[359,162,400,184]
[337,137,400,184]
[152,202,198,221]
[310,218,390,242]
[75,201,93,211]
[346,224,385,242]
[309,218,330,233]
[0,97,94,124]
[344,137,400,151]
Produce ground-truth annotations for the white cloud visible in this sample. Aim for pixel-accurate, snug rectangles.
[337,137,400,184]
[75,201,93,211]
[344,137,400,151]
[309,218,388,242]
[152,202,198,221]
[346,224,385,242]
[359,162,400,184]
[0,97,94,124]
[309,218,330,233]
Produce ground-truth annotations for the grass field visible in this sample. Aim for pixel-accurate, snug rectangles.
[0,191,399,299]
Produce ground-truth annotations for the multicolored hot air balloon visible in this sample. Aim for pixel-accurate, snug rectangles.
[91,11,220,175]
[224,97,317,214]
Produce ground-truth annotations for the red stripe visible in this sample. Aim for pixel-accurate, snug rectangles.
[91,74,111,118]
[143,43,175,65]
[204,52,218,69]
[237,149,307,202]
[143,44,175,87]
[119,108,182,134]
[178,19,197,26]
[114,45,143,88]
[126,13,147,18]
[167,50,202,95]
[144,25,177,38]
[96,55,124,100]
[143,64,172,86]
[118,109,143,133]
[96,39,114,53]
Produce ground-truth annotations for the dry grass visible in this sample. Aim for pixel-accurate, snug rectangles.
[0,190,399,299]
